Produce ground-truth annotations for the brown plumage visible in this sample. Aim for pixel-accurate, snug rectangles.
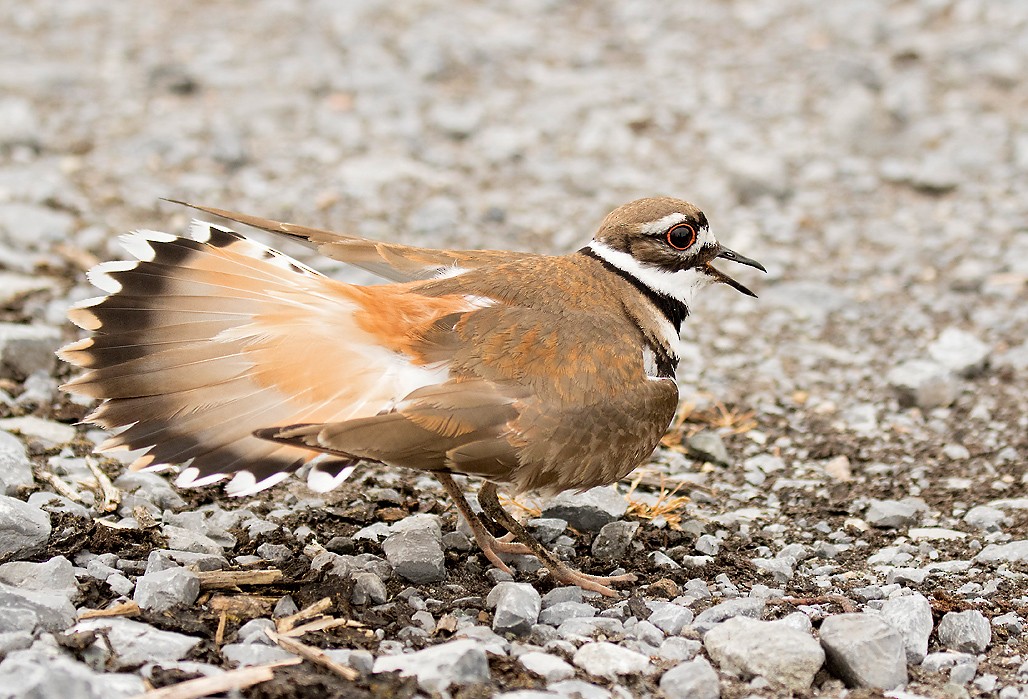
[59,197,764,595]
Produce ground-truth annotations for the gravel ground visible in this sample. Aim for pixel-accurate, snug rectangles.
[1,1,1026,697]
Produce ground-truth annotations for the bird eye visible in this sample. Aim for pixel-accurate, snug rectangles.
[666,223,697,250]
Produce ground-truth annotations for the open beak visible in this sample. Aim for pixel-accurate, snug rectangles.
[706,246,767,298]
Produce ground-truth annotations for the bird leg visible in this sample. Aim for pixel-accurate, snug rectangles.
[476,481,636,597]
[434,473,532,575]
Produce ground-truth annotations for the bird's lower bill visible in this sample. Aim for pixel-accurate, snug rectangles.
[705,246,767,298]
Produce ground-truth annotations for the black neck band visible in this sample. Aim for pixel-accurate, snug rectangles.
[579,246,690,332]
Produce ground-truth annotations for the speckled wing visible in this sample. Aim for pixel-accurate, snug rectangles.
[169,201,541,282]
[258,306,680,494]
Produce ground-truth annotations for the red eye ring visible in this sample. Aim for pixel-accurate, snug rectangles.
[666,223,697,250]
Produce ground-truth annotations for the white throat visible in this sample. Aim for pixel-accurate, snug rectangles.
[586,241,711,310]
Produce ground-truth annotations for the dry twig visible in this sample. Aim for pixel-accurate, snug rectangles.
[265,628,359,681]
[197,569,283,590]
[207,594,277,618]
[129,658,300,699]
[276,597,332,633]
[35,470,84,502]
[282,616,370,639]
[85,457,121,513]
[78,601,141,620]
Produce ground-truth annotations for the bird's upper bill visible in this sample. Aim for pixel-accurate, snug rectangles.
[704,247,767,298]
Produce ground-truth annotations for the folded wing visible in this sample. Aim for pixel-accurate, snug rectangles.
[168,201,541,282]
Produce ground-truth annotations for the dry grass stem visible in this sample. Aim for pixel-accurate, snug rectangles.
[264,628,359,681]
[78,601,141,620]
[276,597,333,633]
[197,569,283,589]
[129,659,300,699]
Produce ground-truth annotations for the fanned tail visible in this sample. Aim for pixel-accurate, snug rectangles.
[59,221,391,495]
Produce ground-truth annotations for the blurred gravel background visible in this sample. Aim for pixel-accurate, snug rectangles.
[0,1,1026,698]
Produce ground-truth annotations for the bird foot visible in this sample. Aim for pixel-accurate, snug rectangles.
[434,473,532,575]
[476,481,635,597]
[542,562,637,597]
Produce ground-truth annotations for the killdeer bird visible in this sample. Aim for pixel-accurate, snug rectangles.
[59,197,764,596]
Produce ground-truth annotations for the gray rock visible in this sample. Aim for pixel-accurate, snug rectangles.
[541,586,583,608]
[0,582,77,633]
[703,617,823,691]
[74,617,202,669]
[494,691,562,699]
[0,97,41,149]
[222,643,294,666]
[865,499,923,529]
[975,540,1028,564]
[0,324,62,381]
[992,611,1022,635]
[162,525,225,556]
[0,274,58,307]
[725,152,790,203]
[647,601,694,635]
[0,417,74,445]
[572,641,651,679]
[527,518,567,544]
[113,471,187,510]
[27,492,89,519]
[660,657,721,699]
[353,522,391,542]
[879,593,933,663]
[0,203,74,250]
[686,430,731,467]
[695,534,720,555]
[539,601,596,626]
[0,494,50,560]
[937,610,991,654]
[928,327,990,377]
[887,359,957,409]
[548,679,612,699]
[819,613,907,689]
[0,645,144,699]
[591,520,639,560]
[964,505,1007,532]
[323,648,374,675]
[0,432,32,495]
[541,486,627,532]
[351,571,388,605]
[752,557,794,582]
[487,582,541,636]
[0,556,77,601]
[237,618,276,644]
[382,514,445,583]
[0,631,32,656]
[659,637,702,662]
[134,566,200,612]
[454,625,509,656]
[441,531,472,551]
[557,617,624,640]
[518,651,575,682]
[372,638,490,693]
[146,549,227,573]
[921,651,978,674]
[273,595,298,618]
[628,618,665,646]
[693,598,766,635]
[107,573,135,596]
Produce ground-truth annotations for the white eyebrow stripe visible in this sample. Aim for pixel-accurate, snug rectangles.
[640,212,689,236]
